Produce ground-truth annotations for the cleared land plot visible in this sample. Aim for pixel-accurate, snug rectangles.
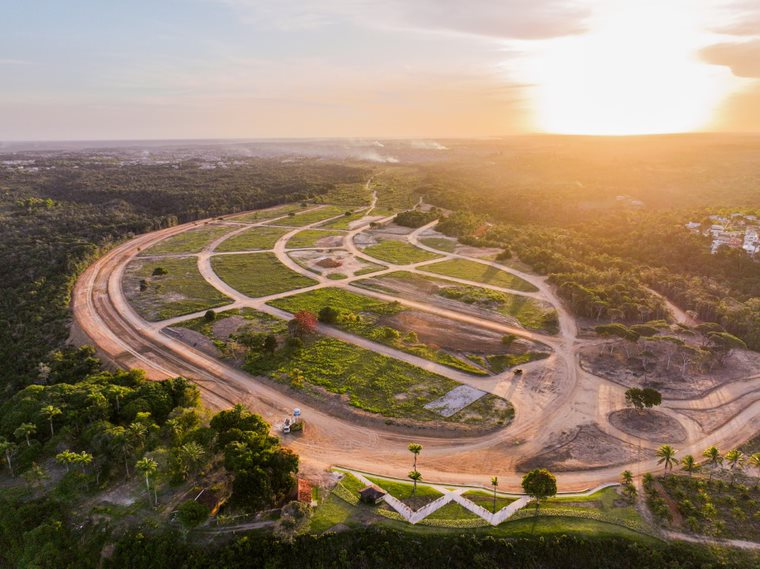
[286,229,346,248]
[268,288,493,375]
[421,259,538,293]
[246,334,507,423]
[356,271,557,333]
[269,205,347,227]
[288,250,381,278]
[321,211,371,230]
[424,385,487,417]
[211,253,315,297]
[123,257,231,321]
[362,240,442,265]
[231,204,305,223]
[214,226,290,252]
[140,224,237,256]
[420,237,457,252]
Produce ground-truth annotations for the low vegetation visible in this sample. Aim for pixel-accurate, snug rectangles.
[214,225,290,252]
[420,259,538,292]
[211,252,316,297]
[286,229,346,248]
[362,240,442,265]
[269,205,348,227]
[124,257,231,321]
[139,223,237,256]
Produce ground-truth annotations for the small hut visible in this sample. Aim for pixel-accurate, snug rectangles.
[358,484,386,505]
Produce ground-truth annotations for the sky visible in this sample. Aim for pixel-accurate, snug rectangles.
[1,0,760,140]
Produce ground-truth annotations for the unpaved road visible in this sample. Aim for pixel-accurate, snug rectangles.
[71,193,760,491]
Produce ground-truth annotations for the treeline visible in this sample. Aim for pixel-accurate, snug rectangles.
[0,156,370,393]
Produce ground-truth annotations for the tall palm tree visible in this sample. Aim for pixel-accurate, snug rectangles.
[724,449,745,485]
[703,446,723,480]
[621,470,633,485]
[681,455,699,477]
[55,450,77,472]
[408,443,422,471]
[40,405,62,438]
[656,445,677,471]
[14,423,37,447]
[491,476,499,513]
[136,457,159,506]
[75,451,93,474]
[408,470,422,495]
[0,437,16,476]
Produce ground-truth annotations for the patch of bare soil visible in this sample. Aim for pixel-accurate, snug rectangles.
[516,423,653,472]
[579,341,760,399]
[455,245,501,259]
[164,327,222,358]
[608,409,687,443]
[368,223,414,236]
[381,310,525,354]
[314,235,344,248]
[289,249,377,277]
[212,316,248,340]
[672,389,760,434]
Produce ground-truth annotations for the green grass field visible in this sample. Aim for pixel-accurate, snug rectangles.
[420,237,457,252]
[268,288,489,375]
[211,253,316,297]
[462,490,516,512]
[173,307,287,337]
[420,259,538,292]
[140,224,237,255]
[286,229,346,248]
[362,240,442,265]
[214,226,290,252]
[245,334,509,424]
[321,211,371,229]
[269,205,348,227]
[123,257,231,321]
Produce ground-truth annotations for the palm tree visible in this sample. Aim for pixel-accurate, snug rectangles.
[408,443,422,471]
[621,470,633,485]
[0,437,16,476]
[14,423,37,447]
[176,442,205,480]
[724,449,745,485]
[703,446,723,480]
[40,405,62,438]
[408,470,422,495]
[491,476,499,513]
[136,457,158,506]
[55,450,77,472]
[656,445,677,471]
[681,455,699,477]
[750,452,760,475]
[74,451,93,473]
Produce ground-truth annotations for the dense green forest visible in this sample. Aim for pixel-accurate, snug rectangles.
[414,138,760,349]
[0,155,369,395]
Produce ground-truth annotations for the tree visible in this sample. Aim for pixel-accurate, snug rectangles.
[263,334,278,354]
[318,306,340,325]
[290,311,317,338]
[136,457,158,506]
[74,451,93,473]
[656,445,677,471]
[0,437,16,476]
[680,454,699,477]
[174,442,206,480]
[408,470,422,494]
[491,476,499,513]
[624,387,661,411]
[620,470,637,502]
[724,449,745,485]
[177,499,210,529]
[204,309,216,322]
[521,468,557,513]
[703,446,723,480]
[14,422,37,447]
[40,405,62,438]
[408,443,422,471]
[55,450,77,473]
[749,452,760,475]
[621,470,633,485]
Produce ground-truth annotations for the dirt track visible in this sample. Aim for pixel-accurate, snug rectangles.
[70,191,760,491]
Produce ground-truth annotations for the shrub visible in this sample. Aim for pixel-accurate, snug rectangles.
[177,500,210,528]
[204,310,216,322]
[318,306,340,325]
[152,267,168,276]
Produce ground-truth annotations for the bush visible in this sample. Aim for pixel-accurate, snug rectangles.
[204,310,216,322]
[152,267,168,276]
[318,306,340,325]
[177,500,210,529]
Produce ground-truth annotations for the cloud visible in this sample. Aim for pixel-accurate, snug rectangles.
[214,0,589,40]
[701,40,760,78]
[711,1,760,36]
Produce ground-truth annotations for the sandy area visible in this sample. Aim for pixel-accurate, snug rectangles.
[608,408,687,443]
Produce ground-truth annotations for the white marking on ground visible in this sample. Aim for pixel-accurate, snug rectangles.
[424,385,487,417]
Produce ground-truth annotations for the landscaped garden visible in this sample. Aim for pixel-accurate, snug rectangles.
[361,240,442,265]
[139,223,238,255]
[123,257,232,321]
[420,259,538,293]
[214,226,291,252]
[211,253,316,297]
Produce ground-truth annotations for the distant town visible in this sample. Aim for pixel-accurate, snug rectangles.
[686,213,760,256]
